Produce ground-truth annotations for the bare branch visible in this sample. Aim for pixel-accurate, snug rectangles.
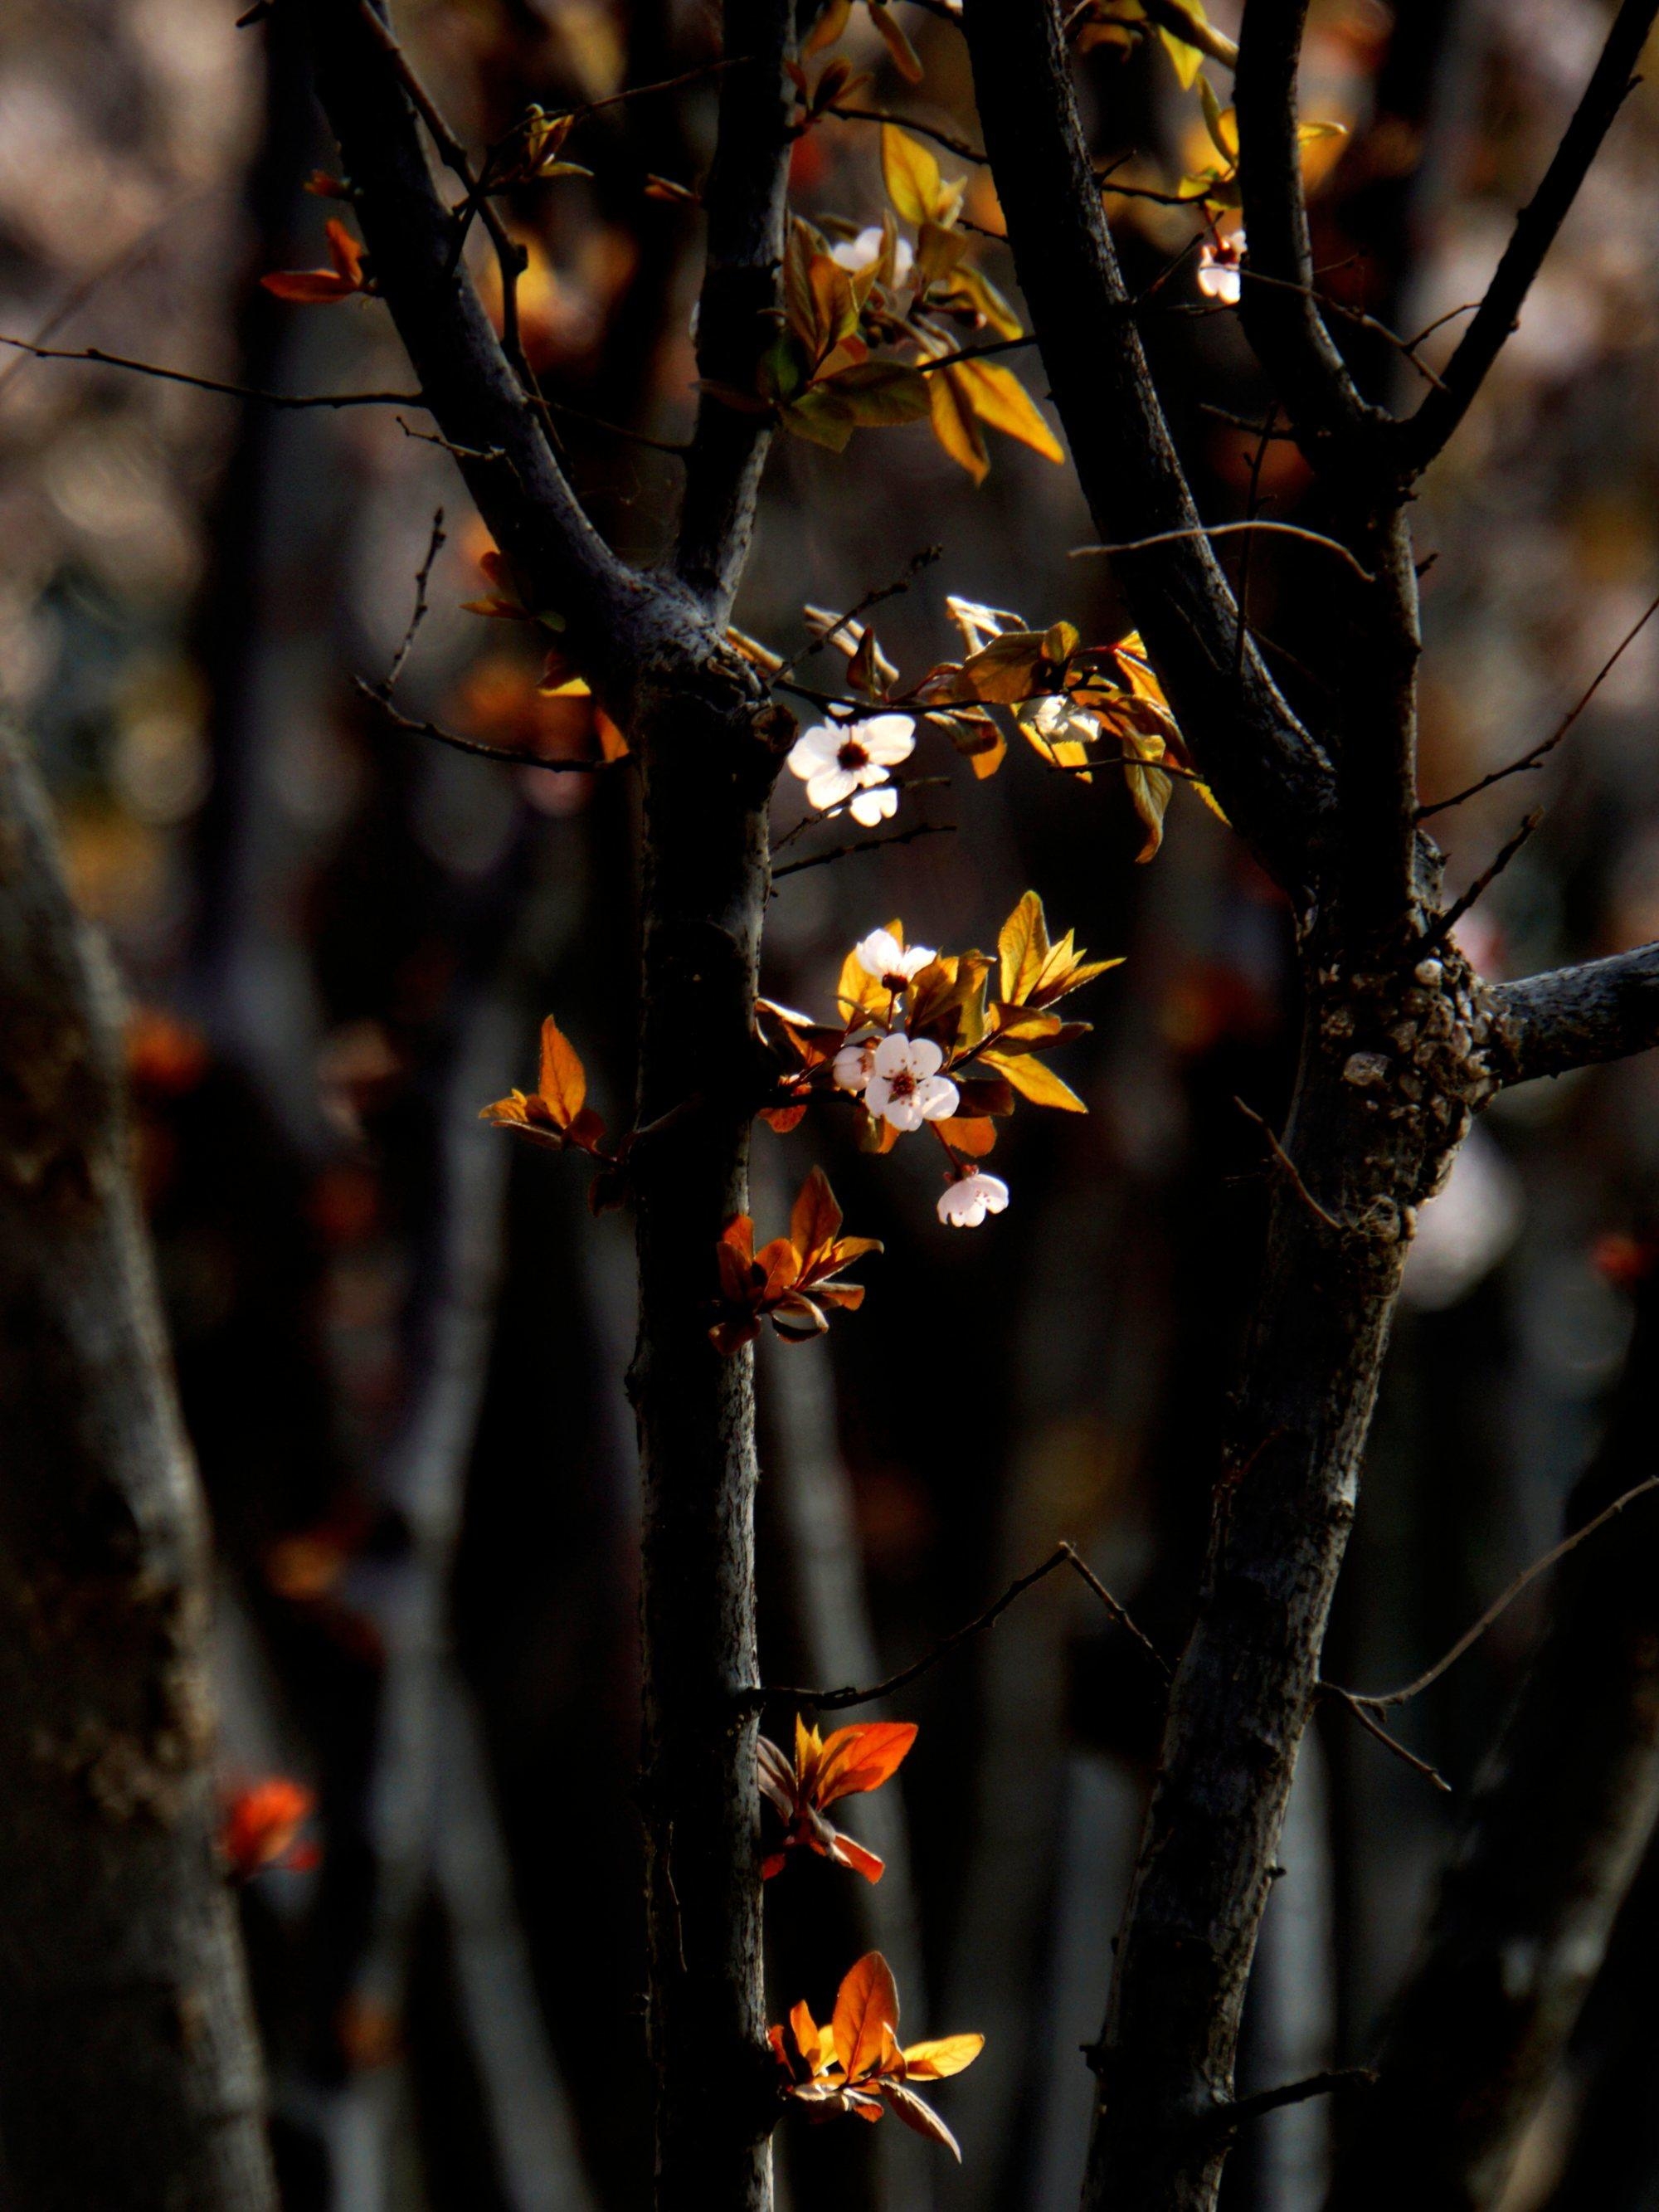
[1233,0,1391,462]
[821,105,987,163]
[1233,1095,1345,1233]
[355,678,629,773]
[0,332,424,409]
[1211,2067,1375,2133]
[1319,1684,1452,1793]
[296,0,669,699]
[1423,806,1545,948]
[1333,1476,1659,1720]
[1418,590,1659,818]
[1486,942,1659,1086]
[770,820,955,881]
[1073,519,1374,583]
[737,1540,1167,1711]
[1395,0,1659,473]
[387,507,446,689]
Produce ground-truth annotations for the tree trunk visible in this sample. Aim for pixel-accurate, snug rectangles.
[630,682,781,2212]
[0,719,276,2212]
[1083,954,1496,2212]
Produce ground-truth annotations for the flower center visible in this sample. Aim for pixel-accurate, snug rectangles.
[888,1069,917,1099]
[837,738,870,772]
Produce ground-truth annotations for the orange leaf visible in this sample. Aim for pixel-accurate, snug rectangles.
[900,2034,984,2080]
[868,1,924,82]
[815,1721,917,1806]
[880,2080,961,2159]
[935,1114,997,1157]
[833,1952,901,2082]
[829,1833,887,1883]
[536,1016,587,1128]
[790,1165,844,1263]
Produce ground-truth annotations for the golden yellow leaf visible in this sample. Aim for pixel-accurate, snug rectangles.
[954,358,1064,463]
[980,1049,1088,1111]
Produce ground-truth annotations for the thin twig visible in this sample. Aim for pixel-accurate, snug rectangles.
[1423,807,1545,948]
[823,105,986,164]
[912,334,1041,375]
[0,334,423,410]
[1418,591,1659,819]
[777,545,941,680]
[1233,1095,1345,1231]
[1337,1474,1659,1713]
[771,821,955,881]
[1059,1541,1172,1682]
[1238,267,1449,391]
[737,1541,1166,1710]
[1073,519,1374,582]
[1210,2068,1378,2133]
[1234,405,1278,680]
[387,509,447,691]
[1320,1683,1452,1792]
[355,678,629,773]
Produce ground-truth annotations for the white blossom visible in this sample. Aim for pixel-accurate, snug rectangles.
[786,715,915,818]
[854,927,936,985]
[865,1034,958,1132]
[1196,234,1243,306]
[937,1172,1010,1229]
[830,227,915,286]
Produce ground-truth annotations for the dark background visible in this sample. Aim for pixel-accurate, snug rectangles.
[3,1,1658,2207]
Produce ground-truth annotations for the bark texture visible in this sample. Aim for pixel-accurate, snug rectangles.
[1325,1283,1659,2212]
[630,683,782,2212]
[0,719,276,2212]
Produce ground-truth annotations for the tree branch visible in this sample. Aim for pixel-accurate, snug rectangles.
[738,1540,1168,1711]
[1394,0,1659,474]
[1486,943,1659,1086]
[296,0,679,704]
[674,2,793,614]
[961,0,1332,895]
[1233,0,1392,463]
[0,331,424,409]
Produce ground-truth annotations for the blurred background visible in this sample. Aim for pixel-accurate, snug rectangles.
[3,0,1659,2207]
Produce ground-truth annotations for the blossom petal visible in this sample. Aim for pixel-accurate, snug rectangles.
[914,1075,960,1121]
[787,725,842,778]
[873,1033,915,1079]
[883,1094,925,1132]
[856,927,905,977]
[849,785,898,826]
[805,766,859,811]
[907,1036,944,1078]
[858,716,916,766]
[865,1074,893,1118]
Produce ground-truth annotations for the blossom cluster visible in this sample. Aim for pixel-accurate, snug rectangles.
[760,890,1116,1232]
